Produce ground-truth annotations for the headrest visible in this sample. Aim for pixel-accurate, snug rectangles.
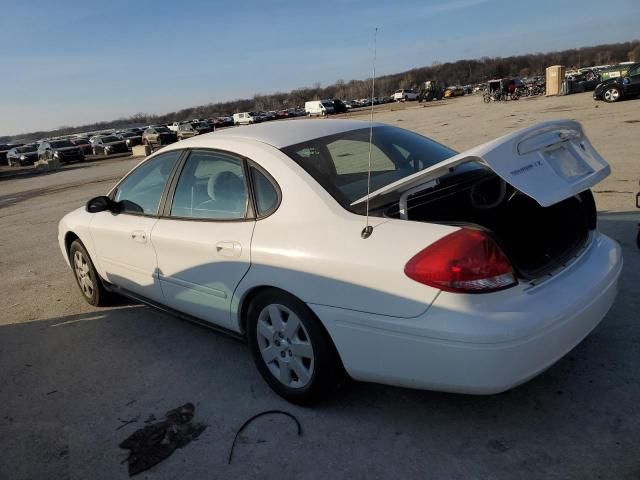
[207,171,244,200]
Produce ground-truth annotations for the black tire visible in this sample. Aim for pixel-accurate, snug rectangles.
[247,289,344,404]
[69,240,111,307]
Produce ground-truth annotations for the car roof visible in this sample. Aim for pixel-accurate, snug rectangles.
[208,119,382,148]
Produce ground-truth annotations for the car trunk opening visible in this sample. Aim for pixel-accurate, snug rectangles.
[384,168,597,280]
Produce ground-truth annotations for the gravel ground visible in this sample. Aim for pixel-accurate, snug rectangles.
[1,92,639,480]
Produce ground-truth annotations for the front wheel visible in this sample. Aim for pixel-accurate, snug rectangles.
[603,87,621,103]
[69,240,111,306]
[247,289,344,404]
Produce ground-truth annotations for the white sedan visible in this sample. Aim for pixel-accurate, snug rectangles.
[58,119,622,404]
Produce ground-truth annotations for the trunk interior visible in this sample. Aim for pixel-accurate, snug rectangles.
[384,167,597,280]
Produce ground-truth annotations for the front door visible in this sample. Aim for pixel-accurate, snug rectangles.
[89,150,182,302]
[151,149,255,328]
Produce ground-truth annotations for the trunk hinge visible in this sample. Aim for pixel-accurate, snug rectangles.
[398,179,439,220]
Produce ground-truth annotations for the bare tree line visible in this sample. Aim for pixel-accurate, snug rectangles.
[3,40,639,143]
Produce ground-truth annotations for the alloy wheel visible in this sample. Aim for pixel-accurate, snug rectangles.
[604,88,620,102]
[256,304,314,389]
[73,250,94,298]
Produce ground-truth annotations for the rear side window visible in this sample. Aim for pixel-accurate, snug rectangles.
[170,150,248,220]
[114,151,181,215]
[251,167,278,217]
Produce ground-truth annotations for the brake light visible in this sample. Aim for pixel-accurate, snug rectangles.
[404,228,517,293]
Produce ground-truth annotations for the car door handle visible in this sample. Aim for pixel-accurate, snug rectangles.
[215,241,242,257]
[131,230,147,243]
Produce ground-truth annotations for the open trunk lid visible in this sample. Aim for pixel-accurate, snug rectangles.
[352,120,610,209]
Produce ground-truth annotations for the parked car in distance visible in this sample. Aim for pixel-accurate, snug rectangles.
[6,144,39,166]
[444,86,465,98]
[233,112,261,125]
[38,139,84,164]
[392,89,419,101]
[593,63,640,102]
[219,116,235,127]
[59,118,621,404]
[177,122,212,140]
[71,137,93,155]
[91,135,129,155]
[169,121,190,132]
[142,126,178,146]
[1,143,24,165]
[332,99,348,114]
[305,100,335,116]
[116,131,143,148]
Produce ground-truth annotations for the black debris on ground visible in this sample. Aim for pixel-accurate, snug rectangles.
[119,403,206,477]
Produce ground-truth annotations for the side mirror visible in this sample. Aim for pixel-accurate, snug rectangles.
[86,196,115,213]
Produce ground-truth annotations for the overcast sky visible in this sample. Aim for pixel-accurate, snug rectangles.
[1,0,638,136]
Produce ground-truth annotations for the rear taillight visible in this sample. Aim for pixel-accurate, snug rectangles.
[404,228,517,293]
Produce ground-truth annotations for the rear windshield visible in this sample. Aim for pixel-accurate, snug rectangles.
[281,126,458,211]
[101,136,119,143]
[73,138,89,144]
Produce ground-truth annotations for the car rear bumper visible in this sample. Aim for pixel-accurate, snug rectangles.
[310,232,622,394]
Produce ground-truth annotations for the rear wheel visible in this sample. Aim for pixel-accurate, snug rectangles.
[603,87,621,103]
[247,289,343,404]
[69,240,111,307]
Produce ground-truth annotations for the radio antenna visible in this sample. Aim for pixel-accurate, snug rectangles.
[361,26,377,240]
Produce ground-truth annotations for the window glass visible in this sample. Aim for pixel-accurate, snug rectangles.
[326,139,394,175]
[251,167,278,216]
[281,126,458,209]
[171,150,248,220]
[114,151,180,215]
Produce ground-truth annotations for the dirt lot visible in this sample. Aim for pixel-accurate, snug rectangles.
[1,92,639,479]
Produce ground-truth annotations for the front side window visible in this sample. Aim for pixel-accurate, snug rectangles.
[170,150,248,220]
[113,151,181,215]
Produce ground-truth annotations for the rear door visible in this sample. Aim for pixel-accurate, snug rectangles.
[352,119,610,209]
[151,149,255,328]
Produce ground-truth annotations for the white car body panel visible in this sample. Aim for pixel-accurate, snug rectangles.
[352,120,610,208]
[151,218,255,328]
[58,119,623,395]
[89,212,164,303]
[310,232,621,393]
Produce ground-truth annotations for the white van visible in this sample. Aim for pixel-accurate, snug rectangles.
[305,100,335,117]
[233,112,261,125]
